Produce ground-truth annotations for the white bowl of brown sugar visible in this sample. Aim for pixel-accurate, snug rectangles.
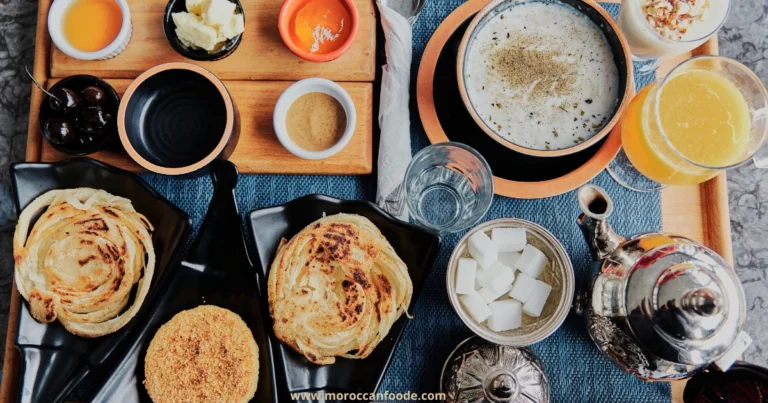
[273,78,356,160]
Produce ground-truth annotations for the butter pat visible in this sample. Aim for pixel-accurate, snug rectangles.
[173,0,244,54]
[218,13,244,40]
[172,12,219,51]
[202,0,236,27]
[186,0,205,14]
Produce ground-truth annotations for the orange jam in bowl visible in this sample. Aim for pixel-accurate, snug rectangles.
[63,0,123,52]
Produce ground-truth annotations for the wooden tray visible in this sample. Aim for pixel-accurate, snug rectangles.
[40,79,374,174]
[26,0,376,175]
[1,1,731,403]
[49,0,377,81]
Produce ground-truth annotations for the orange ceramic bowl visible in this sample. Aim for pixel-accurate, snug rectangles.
[278,0,359,62]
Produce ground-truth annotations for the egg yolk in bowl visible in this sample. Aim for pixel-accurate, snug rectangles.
[291,0,351,54]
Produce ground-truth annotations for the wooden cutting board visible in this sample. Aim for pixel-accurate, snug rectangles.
[48,0,377,81]
[39,79,374,174]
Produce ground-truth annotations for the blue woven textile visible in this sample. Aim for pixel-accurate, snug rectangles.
[132,2,670,402]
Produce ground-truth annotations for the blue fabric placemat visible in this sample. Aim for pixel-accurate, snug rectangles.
[133,2,669,402]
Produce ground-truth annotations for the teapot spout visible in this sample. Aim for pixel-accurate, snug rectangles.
[577,185,625,260]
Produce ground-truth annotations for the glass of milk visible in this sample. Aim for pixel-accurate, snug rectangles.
[618,0,730,73]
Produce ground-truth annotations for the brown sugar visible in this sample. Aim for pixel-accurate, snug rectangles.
[286,92,347,151]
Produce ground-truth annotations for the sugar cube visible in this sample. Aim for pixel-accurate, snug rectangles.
[488,263,515,292]
[523,280,553,317]
[468,231,498,269]
[201,0,236,27]
[492,227,527,252]
[475,262,505,289]
[479,283,513,304]
[487,299,523,332]
[498,251,521,268]
[459,292,492,323]
[508,272,537,303]
[516,244,548,279]
[455,258,477,295]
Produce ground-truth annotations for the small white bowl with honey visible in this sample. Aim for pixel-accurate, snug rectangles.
[48,0,132,60]
[273,78,356,160]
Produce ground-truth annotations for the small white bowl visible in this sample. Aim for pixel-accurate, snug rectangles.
[273,78,356,160]
[48,0,132,60]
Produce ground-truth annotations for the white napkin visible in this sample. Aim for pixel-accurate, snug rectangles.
[375,0,413,222]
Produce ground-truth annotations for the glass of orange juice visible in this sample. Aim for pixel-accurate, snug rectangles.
[608,56,768,192]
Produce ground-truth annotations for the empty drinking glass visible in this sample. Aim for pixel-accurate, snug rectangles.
[404,142,494,233]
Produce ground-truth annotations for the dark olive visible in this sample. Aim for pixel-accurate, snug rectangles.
[77,133,96,147]
[44,117,76,145]
[48,87,81,113]
[81,86,107,106]
[76,106,111,134]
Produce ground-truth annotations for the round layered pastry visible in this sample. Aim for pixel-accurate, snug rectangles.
[268,213,413,365]
[13,188,155,337]
[144,305,259,403]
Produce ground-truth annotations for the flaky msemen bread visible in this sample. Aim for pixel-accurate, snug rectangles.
[267,213,413,365]
[13,188,155,337]
[144,305,259,403]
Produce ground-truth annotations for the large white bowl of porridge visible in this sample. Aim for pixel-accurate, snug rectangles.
[457,0,633,157]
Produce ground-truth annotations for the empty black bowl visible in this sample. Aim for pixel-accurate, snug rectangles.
[118,62,240,175]
[39,75,120,156]
[163,0,244,61]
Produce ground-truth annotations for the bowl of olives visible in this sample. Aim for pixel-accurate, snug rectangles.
[39,75,119,155]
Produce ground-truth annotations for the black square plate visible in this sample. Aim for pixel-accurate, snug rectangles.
[9,158,192,403]
[247,195,441,401]
[88,161,277,403]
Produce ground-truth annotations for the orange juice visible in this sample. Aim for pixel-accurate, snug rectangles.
[622,69,752,185]
[64,0,123,52]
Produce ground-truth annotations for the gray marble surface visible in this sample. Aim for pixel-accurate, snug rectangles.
[0,0,765,377]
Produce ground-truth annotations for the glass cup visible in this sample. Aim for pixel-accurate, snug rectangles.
[618,0,730,74]
[404,142,494,233]
[608,56,768,192]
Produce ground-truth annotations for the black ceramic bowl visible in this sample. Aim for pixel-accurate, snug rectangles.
[163,0,244,61]
[118,62,240,176]
[246,195,441,401]
[9,158,191,403]
[683,362,768,402]
[39,75,120,156]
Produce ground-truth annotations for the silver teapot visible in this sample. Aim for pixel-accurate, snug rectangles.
[574,184,752,381]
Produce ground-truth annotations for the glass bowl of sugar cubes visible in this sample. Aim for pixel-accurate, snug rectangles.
[446,218,575,346]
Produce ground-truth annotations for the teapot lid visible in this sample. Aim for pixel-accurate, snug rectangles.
[440,336,549,403]
[624,236,746,366]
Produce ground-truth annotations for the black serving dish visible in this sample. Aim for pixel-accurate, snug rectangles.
[89,160,277,403]
[433,16,611,182]
[39,75,120,156]
[9,158,192,403]
[163,0,244,61]
[246,195,441,401]
[683,361,768,403]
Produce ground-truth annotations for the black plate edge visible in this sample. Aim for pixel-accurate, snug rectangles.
[8,157,193,402]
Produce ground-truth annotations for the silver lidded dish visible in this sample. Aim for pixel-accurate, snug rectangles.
[441,336,549,403]
[446,218,575,346]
